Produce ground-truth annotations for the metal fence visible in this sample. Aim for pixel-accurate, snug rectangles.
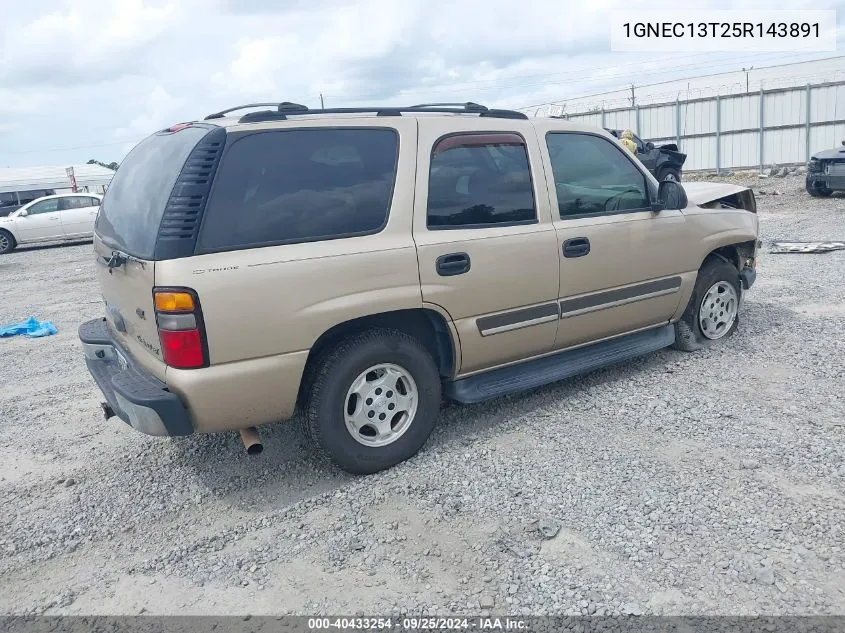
[544,80,845,173]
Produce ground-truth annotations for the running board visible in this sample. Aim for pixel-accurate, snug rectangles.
[444,324,675,404]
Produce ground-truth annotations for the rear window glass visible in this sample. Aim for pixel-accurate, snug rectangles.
[95,126,210,258]
[197,128,398,252]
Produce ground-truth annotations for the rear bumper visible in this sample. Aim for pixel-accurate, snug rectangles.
[78,318,193,437]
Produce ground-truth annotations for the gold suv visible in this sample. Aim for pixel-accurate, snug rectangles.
[79,101,760,474]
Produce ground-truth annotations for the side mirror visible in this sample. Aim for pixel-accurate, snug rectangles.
[17,209,27,217]
[655,180,687,211]
[645,141,655,151]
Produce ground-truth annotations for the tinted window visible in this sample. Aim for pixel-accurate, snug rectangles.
[197,128,398,251]
[60,196,88,210]
[546,132,650,218]
[426,134,536,228]
[0,193,17,209]
[28,199,60,214]
[18,190,55,205]
[96,125,210,259]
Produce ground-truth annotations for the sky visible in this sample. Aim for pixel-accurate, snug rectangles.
[1,0,843,168]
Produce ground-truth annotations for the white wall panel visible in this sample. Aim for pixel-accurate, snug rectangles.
[533,80,845,171]
[721,132,759,169]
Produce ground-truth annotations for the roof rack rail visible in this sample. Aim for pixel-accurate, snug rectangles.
[204,101,309,120]
[203,102,527,124]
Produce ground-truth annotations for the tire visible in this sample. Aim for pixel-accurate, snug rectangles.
[659,166,681,182]
[0,230,16,255]
[304,328,442,475]
[673,257,741,352]
[806,182,833,197]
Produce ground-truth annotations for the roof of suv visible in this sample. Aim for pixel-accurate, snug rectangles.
[189,101,589,129]
[177,101,609,140]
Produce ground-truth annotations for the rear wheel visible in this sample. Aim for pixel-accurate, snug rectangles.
[673,258,741,352]
[304,328,442,474]
[659,166,681,182]
[0,230,16,254]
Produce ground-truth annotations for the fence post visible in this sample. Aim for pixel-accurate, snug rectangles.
[635,105,640,136]
[675,97,681,148]
[601,106,606,129]
[758,86,765,172]
[805,83,812,163]
[715,95,721,176]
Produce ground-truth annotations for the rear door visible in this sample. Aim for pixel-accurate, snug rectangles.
[59,195,100,237]
[93,124,215,380]
[413,118,560,376]
[535,125,691,351]
[17,198,63,241]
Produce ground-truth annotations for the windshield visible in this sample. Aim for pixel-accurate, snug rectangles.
[95,125,211,259]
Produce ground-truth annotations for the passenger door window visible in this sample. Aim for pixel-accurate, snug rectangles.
[426,134,536,229]
[546,132,651,218]
[27,199,60,215]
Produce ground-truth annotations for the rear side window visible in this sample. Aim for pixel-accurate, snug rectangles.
[197,128,398,252]
[17,190,54,205]
[426,133,536,229]
[95,126,211,259]
[0,193,17,209]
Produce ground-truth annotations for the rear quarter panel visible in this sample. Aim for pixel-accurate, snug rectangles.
[154,118,423,430]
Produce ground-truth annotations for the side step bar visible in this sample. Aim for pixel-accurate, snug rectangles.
[444,324,676,404]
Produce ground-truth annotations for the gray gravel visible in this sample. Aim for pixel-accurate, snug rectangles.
[0,172,844,616]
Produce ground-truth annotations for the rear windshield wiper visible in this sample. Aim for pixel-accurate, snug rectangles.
[102,250,147,271]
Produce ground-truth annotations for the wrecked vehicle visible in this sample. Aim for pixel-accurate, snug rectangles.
[806,140,845,197]
[607,128,687,182]
[78,101,759,475]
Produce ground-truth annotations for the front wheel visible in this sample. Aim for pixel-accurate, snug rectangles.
[304,328,442,474]
[673,258,741,352]
[0,230,16,255]
[806,182,833,197]
[659,166,682,182]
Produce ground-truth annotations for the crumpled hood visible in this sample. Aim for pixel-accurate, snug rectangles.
[681,182,750,207]
[811,146,845,161]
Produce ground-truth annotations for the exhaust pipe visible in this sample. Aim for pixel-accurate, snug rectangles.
[239,427,263,455]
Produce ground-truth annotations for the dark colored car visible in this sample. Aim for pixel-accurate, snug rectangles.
[606,129,687,182]
[0,189,57,217]
[806,141,845,197]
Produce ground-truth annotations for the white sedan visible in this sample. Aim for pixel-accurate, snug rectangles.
[0,193,103,254]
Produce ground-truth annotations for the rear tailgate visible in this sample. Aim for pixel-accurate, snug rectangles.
[90,122,222,381]
[93,236,165,380]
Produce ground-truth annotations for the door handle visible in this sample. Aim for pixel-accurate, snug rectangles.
[563,237,590,258]
[49,217,60,221]
[436,252,471,276]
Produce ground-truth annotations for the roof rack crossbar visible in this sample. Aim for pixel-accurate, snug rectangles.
[204,101,310,120]
[410,102,487,111]
[204,103,283,120]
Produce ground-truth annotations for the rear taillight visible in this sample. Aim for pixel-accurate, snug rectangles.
[153,288,207,369]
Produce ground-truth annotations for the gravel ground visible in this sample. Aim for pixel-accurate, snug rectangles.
[1,172,844,617]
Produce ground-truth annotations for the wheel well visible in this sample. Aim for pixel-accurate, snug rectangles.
[296,309,456,409]
[705,241,756,271]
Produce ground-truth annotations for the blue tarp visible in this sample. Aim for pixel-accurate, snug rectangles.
[0,316,58,338]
